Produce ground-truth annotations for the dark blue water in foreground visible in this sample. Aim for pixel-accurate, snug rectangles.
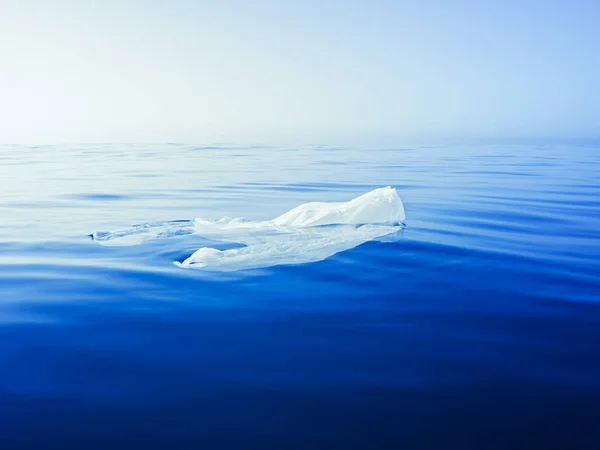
[1,143,599,449]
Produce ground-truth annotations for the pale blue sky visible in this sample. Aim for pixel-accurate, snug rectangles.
[1,0,599,144]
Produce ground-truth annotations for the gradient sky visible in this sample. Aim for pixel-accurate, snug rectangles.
[1,0,599,144]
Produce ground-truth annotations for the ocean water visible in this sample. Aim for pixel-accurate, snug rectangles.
[1,143,599,449]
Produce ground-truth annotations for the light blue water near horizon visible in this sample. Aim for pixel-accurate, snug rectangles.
[1,142,600,449]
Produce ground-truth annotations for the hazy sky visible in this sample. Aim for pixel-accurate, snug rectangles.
[1,0,599,144]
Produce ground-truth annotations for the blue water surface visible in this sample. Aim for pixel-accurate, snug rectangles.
[1,143,599,449]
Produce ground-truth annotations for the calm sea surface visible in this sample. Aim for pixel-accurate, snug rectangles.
[1,143,599,449]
